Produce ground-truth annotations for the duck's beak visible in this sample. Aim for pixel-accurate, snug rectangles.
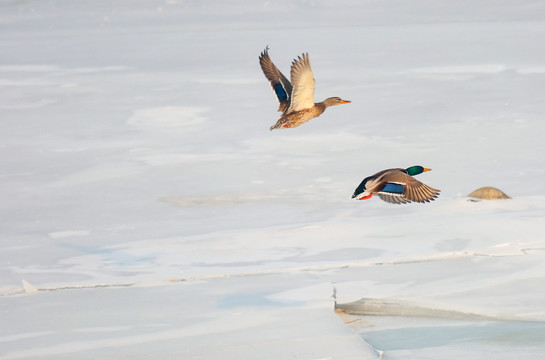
[423,168,431,172]
[341,100,351,104]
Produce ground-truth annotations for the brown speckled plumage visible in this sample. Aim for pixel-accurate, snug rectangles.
[259,47,350,130]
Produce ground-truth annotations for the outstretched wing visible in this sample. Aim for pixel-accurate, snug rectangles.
[259,47,292,113]
[377,172,440,204]
[403,178,440,203]
[377,182,412,204]
[287,53,315,113]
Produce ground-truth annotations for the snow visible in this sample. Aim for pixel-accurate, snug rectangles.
[1,0,545,359]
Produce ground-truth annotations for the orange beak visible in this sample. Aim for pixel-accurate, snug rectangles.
[341,100,351,104]
[423,168,431,172]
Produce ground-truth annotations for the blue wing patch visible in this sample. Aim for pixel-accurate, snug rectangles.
[273,83,288,101]
[382,183,404,194]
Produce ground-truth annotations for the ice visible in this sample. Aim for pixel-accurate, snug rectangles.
[127,107,208,128]
[47,230,91,239]
[2,0,545,359]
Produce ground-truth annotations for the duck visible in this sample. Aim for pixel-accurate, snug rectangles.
[259,46,351,130]
[352,166,440,204]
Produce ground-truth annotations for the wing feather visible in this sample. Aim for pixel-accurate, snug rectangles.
[259,47,293,113]
[408,182,440,203]
[287,53,315,113]
[377,192,410,204]
[378,170,440,204]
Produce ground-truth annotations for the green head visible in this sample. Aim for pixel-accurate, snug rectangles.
[406,166,431,176]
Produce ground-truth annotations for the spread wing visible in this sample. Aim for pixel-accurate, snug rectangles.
[403,179,440,203]
[377,172,440,204]
[259,47,292,113]
[377,182,412,204]
[287,53,315,113]
[377,192,412,204]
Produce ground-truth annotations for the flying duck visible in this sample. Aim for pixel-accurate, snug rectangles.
[352,166,440,204]
[259,47,350,130]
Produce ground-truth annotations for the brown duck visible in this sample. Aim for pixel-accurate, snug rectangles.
[352,166,440,204]
[259,47,351,130]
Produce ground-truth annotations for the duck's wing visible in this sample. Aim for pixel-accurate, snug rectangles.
[377,192,412,204]
[377,172,440,204]
[259,47,292,113]
[287,53,315,113]
[403,179,440,203]
[376,182,411,204]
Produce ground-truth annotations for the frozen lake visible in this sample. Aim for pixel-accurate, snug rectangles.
[1,0,545,358]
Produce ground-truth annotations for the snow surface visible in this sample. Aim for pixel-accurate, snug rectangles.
[1,0,545,359]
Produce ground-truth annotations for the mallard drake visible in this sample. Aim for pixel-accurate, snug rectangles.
[352,166,440,204]
[259,47,351,130]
